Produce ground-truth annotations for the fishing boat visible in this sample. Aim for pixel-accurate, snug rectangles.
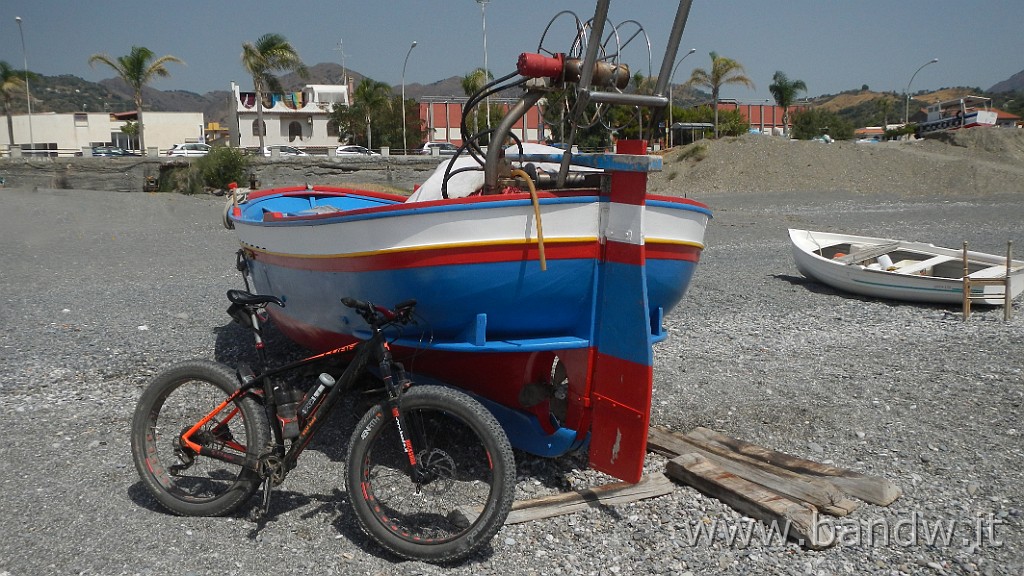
[915,95,997,136]
[789,229,1023,305]
[225,0,710,484]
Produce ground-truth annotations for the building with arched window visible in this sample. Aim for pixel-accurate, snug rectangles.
[229,81,348,151]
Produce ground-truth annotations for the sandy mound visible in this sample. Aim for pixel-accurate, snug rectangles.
[648,127,1024,198]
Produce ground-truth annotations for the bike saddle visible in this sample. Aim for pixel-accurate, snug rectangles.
[227,289,284,307]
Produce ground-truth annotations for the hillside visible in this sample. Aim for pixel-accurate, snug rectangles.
[813,87,979,112]
[990,69,1024,93]
[6,65,1022,128]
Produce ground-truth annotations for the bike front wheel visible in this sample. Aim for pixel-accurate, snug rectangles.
[347,385,515,563]
[131,360,269,516]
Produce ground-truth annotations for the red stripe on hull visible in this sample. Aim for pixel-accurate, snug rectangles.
[248,240,600,272]
[645,242,703,262]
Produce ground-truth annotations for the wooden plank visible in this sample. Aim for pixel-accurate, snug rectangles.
[834,241,901,264]
[683,427,901,506]
[666,453,835,550]
[647,427,858,516]
[455,473,675,526]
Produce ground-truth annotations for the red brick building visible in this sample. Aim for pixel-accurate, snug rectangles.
[419,97,547,146]
[716,99,810,134]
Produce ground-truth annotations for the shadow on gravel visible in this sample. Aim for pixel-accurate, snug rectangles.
[774,273,957,313]
[127,481,167,514]
[773,273,843,296]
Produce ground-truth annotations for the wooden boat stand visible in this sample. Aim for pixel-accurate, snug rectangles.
[962,241,1014,321]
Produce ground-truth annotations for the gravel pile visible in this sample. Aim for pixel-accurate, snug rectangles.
[1,133,1021,575]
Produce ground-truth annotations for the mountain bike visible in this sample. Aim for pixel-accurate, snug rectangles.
[130,289,516,563]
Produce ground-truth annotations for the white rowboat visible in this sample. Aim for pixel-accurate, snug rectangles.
[789,229,1023,305]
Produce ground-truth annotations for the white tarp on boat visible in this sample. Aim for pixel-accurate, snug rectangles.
[406,143,600,203]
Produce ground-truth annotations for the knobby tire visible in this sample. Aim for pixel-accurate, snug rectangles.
[130,360,269,516]
[346,385,515,563]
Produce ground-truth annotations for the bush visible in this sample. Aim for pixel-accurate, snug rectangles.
[195,147,250,191]
[790,109,854,140]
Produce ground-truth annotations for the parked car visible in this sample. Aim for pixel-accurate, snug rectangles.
[166,143,212,157]
[92,145,139,157]
[335,145,379,156]
[261,145,309,157]
[420,142,459,156]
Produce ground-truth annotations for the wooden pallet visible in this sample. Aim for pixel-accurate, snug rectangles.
[650,426,901,549]
[469,426,900,551]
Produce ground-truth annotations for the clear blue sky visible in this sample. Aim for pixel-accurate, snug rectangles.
[1,1,1021,101]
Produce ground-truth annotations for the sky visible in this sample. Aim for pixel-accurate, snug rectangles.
[1,1,1021,103]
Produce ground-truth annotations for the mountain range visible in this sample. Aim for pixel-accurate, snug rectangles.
[11,62,1024,128]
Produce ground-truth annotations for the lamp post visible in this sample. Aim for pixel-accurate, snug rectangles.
[904,58,938,124]
[15,16,33,149]
[667,48,696,148]
[401,41,418,155]
[333,39,346,86]
[476,0,491,132]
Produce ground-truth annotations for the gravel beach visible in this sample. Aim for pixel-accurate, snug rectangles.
[1,131,1022,576]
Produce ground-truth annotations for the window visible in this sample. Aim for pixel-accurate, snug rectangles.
[327,120,340,137]
[74,113,88,127]
[251,119,266,136]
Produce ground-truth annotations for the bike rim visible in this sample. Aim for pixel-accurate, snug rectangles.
[357,406,499,545]
[143,379,253,503]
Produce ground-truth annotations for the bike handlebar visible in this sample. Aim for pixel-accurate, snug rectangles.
[342,297,417,327]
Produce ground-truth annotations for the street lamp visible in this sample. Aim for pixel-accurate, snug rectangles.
[333,39,346,86]
[667,48,696,148]
[401,41,418,155]
[15,16,34,150]
[904,58,938,124]
[476,0,491,132]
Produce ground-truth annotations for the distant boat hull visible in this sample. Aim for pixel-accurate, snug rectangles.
[789,229,1023,305]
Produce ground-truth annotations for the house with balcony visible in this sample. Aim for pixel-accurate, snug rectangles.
[228,82,349,150]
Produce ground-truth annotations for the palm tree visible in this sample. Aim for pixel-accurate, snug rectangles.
[0,60,32,146]
[461,67,492,135]
[88,46,183,154]
[353,78,393,150]
[241,33,307,151]
[768,71,807,137]
[684,52,755,138]
[875,96,896,137]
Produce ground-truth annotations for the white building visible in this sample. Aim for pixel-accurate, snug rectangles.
[1,111,205,156]
[229,82,349,150]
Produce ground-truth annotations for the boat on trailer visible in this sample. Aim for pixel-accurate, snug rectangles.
[789,229,1023,305]
[915,95,997,136]
[227,0,710,484]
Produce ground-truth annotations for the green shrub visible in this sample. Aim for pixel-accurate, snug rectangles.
[195,147,250,190]
[790,109,854,140]
[169,165,205,195]
[677,142,708,162]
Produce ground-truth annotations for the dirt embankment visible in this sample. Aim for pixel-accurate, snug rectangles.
[648,127,1024,198]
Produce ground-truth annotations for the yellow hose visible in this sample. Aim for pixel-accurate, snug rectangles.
[510,168,546,271]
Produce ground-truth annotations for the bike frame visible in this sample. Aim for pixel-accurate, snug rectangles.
[179,298,420,482]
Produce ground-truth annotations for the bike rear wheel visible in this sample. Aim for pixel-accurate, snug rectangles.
[131,360,269,516]
[347,385,515,563]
